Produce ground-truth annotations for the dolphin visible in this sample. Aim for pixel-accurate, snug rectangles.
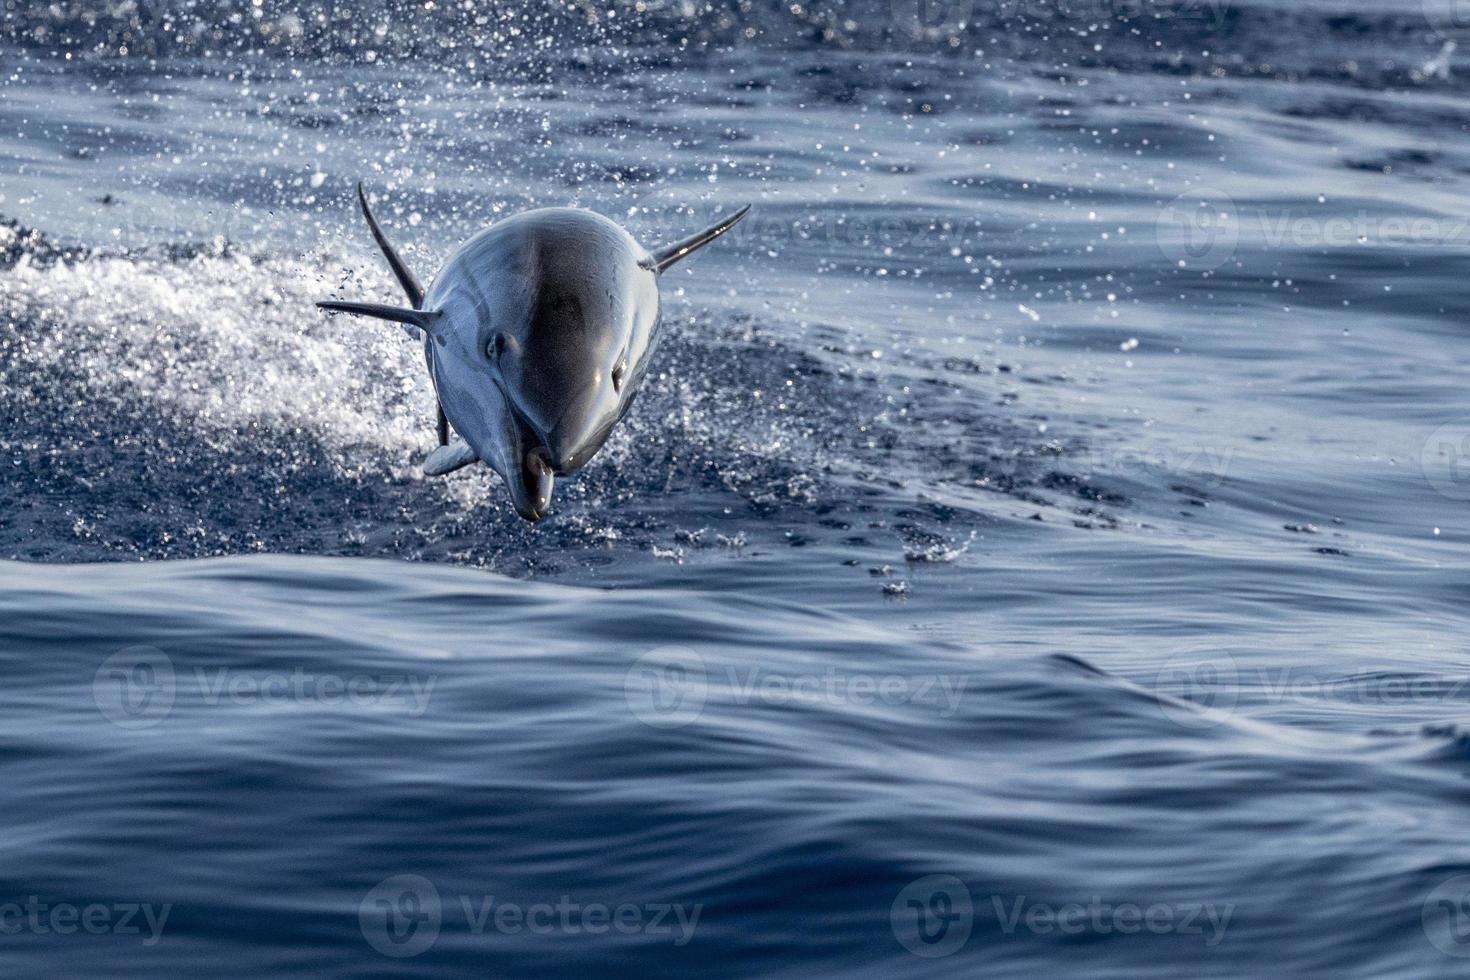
[317,185,749,522]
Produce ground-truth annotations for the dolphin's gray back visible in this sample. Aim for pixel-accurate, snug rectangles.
[425,208,649,324]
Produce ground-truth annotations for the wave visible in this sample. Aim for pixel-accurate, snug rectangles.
[0,553,1461,977]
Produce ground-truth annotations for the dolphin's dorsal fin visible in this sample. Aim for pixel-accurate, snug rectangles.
[316,301,444,339]
[424,440,478,477]
[358,182,425,307]
[652,204,751,273]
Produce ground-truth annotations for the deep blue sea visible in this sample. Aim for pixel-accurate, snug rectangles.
[4,0,1470,975]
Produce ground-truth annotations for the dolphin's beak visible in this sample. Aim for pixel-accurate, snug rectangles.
[448,397,557,523]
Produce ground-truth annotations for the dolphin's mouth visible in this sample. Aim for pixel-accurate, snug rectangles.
[500,394,614,521]
[493,396,555,522]
[515,448,555,522]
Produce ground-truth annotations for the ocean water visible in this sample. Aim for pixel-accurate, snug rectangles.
[3,1,1470,975]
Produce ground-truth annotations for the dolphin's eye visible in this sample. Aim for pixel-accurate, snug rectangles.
[611,353,628,392]
[486,333,506,360]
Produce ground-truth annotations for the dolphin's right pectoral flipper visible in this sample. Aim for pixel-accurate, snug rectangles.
[424,440,479,477]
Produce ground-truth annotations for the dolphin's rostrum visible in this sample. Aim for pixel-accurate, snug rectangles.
[318,185,749,522]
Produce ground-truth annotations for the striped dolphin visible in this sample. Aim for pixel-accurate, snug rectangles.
[318,185,749,522]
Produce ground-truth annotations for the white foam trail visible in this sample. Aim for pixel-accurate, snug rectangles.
[2,248,439,474]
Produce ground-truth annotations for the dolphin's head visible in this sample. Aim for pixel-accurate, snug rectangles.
[427,210,659,521]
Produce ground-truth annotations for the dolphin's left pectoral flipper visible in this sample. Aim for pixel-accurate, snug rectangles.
[424,440,479,477]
